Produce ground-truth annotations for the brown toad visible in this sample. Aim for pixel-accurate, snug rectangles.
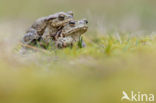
[22,11,74,45]
[55,19,88,48]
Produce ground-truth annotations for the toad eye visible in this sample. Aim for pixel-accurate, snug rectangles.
[69,21,76,27]
[58,14,65,21]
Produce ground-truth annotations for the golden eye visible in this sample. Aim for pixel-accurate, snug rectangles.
[58,14,65,21]
[69,21,75,27]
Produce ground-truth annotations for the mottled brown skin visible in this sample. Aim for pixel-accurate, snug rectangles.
[22,11,74,45]
[41,17,73,43]
[55,19,88,48]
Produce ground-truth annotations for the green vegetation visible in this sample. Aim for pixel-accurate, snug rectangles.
[0,33,156,103]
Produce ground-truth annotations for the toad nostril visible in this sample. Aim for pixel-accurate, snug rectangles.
[85,20,88,24]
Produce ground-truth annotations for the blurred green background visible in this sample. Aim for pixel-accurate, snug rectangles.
[0,0,156,103]
[1,0,156,31]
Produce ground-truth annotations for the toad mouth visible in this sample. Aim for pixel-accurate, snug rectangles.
[63,26,88,36]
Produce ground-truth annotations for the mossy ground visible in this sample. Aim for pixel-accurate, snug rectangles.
[0,32,156,103]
